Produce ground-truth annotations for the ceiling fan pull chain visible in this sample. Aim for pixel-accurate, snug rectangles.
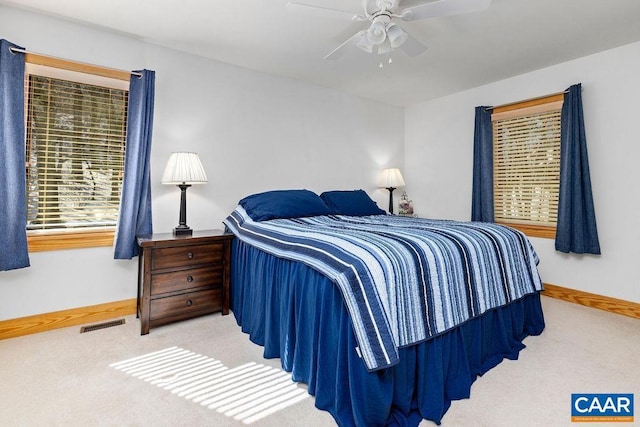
[379,54,393,69]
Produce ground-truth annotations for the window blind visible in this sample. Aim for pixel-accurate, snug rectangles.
[25,74,128,231]
[492,108,561,227]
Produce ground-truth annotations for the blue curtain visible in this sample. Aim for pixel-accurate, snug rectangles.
[114,70,155,259]
[556,84,601,254]
[0,39,30,271]
[471,106,494,222]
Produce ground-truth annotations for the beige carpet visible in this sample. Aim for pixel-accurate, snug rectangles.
[0,296,638,426]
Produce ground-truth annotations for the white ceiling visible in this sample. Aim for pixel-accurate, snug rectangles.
[3,0,640,107]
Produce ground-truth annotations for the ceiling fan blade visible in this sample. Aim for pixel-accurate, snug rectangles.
[324,30,366,60]
[286,1,361,21]
[401,0,491,21]
[398,32,428,57]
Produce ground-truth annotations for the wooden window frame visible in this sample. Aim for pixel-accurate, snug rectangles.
[24,54,130,252]
[492,93,564,239]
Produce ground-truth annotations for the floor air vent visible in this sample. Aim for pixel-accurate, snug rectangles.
[80,319,126,333]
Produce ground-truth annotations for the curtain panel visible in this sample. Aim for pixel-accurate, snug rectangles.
[472,88,600,255]
[556,84,601,254]
[0,39,30,271]
[114,69,155,259]
[471,106,494,222]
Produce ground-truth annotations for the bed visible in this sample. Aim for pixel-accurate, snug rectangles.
[223,189,545,426]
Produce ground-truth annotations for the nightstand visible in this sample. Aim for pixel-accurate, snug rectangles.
[136,229,234,335]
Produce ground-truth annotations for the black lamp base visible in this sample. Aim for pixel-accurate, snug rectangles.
[173,183,193,236]
[173,226,192,236]
[386,186,396,215]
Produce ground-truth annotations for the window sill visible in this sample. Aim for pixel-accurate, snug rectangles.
[27,229,115,252]
[496,222,556,239]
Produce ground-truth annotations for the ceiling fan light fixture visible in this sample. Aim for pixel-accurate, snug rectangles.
[386,23,408,48]
[367,19,388,45]
[356,32,374,53]
[378,39,392,55]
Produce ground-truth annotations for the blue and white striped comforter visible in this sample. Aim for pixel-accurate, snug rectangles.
[224,207,543,371]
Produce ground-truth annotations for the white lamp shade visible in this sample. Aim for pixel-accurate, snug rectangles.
[378,168,406,188]
[377,39,392,55]
[161,152,208,185]
[356,33,374,53]
[367,19,387,45]
[386,23,408,49]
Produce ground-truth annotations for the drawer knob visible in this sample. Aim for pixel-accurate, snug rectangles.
[187,252,194,259]
[186,275,194,283]
[186,299,193,307]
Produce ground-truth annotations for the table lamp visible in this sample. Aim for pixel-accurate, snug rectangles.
[378,168,405,214]
[161,152,207,235]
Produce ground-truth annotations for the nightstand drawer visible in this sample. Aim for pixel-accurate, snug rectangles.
[149,289,222,322]
[151,266,223,295]
[151,243,223,270]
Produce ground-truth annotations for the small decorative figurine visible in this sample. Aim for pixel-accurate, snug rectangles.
[398,191,414,216]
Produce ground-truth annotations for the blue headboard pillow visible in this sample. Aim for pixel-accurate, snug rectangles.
[239,189,334,221]
[320,189,386,216]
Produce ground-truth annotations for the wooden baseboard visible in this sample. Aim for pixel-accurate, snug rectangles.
[2,285,637,340]
[0,298,137,340]
[542,283,640,320]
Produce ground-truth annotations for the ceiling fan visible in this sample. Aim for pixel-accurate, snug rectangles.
[287,0,491,60]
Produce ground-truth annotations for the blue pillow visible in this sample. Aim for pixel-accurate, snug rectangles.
[320,190,386,216]
[239,189,333,221]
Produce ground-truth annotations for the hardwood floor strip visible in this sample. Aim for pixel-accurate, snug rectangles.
[542,283,640,320]
[0,299,136,340]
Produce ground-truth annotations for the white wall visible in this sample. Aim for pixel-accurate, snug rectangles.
[0,6,404,320]
[405,41,640,304]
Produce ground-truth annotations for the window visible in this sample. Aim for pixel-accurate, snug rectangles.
[24,55,130,252]
[491,94,564,238]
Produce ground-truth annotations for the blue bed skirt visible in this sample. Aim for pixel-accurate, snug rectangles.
[231,239,545,426]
